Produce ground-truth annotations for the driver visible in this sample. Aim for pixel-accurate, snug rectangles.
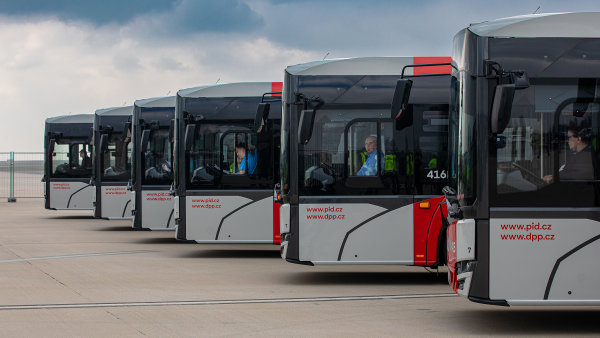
[357,136,384,176]
[233,143,257,175]
[543,125,594,183]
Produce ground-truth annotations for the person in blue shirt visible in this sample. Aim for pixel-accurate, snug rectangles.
[357,136,384,176]
[235,143,257,175]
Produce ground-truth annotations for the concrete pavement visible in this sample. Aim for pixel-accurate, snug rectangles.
[0,199,598,337]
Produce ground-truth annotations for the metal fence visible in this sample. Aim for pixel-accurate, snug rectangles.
[0,152,44,201]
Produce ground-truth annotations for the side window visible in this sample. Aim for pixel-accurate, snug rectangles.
[554,102,598,182]
[347,121,381,177]
[222,132,257,175]
[346,120,396,177]
[416,108,449,195]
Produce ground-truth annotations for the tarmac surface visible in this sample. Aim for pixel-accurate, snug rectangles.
[0,199,599,337]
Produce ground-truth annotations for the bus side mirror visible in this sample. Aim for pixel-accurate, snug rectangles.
[490,84,515,134]
[140,129,150,152]
[298,109,316,144]
[254,103,270,134]
[391,79,413,119]
[184,124,196,151]
[49,138,56,154]
[99,134,109,152]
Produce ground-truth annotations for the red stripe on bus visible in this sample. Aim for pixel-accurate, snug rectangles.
[271,82,283,96]
[412,57,451,75]
[273,201,281,244]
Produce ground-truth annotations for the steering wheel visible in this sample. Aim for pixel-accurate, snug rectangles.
[511,162,548,187]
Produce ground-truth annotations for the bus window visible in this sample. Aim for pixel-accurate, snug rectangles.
[101,133,131,181]
[142,129,172,185]
[417,109,449,195]
[493,79,600,206]
[188,125,221,187]
[222,132,258,175]
[552,102,598,182]
[347,121,382,176]
[52,142,92,178]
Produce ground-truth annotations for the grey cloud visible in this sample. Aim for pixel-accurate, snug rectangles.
[254,0,600,58]
[169,0,264,33]
[0,0,265,35]
[0,0,177,24]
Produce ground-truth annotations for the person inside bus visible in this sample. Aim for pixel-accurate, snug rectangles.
[543,125,594,183]
[233,142,257,175]
[357,135,384,176]
[79,149,92,169]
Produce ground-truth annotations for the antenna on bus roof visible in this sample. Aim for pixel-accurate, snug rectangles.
[323,52,330,60]
[533,6,540,14]
[166,90,171,95]
[216,78,220,84]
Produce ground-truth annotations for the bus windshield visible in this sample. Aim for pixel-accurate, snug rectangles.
[298,108,448,196]
[142,129,172,185]
[186,123,258,189]
[491,78,600,207]
[51,141,92,178]
[101,133,131,182]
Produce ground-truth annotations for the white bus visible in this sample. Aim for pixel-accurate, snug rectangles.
[173,82,283,244]
[279,57,452,266]
[43,114,94,210]
[443,12,600,306]
[93,106,133,220]
[130,96,176,230]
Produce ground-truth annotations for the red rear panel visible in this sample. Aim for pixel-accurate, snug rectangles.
[273,200,281,244]
[412,57,451,75]
[413,196,446,266]
[426,200,448,265]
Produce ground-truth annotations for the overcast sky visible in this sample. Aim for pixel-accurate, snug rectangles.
[2,0,600,151]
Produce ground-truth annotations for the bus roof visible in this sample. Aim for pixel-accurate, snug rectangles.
[286,57,450,76]
[45,114,94,124]
[177,82,281,99]
[134,96,175,108]
[469,12,600,38]
[95,105,134,116]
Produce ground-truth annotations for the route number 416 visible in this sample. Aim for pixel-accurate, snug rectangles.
[426,169,447,180]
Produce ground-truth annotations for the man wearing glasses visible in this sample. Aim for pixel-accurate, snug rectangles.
[357,135,384,176]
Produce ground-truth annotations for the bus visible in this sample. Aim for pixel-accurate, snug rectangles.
[174,82,282,243]
[130,96,176,230]
[279,57,451,265]
[43,114,94,210]
[443,12,600,305]
[93,105,134,220]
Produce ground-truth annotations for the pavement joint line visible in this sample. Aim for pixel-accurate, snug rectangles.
[0,293,458,310]
[0,250,156,263]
